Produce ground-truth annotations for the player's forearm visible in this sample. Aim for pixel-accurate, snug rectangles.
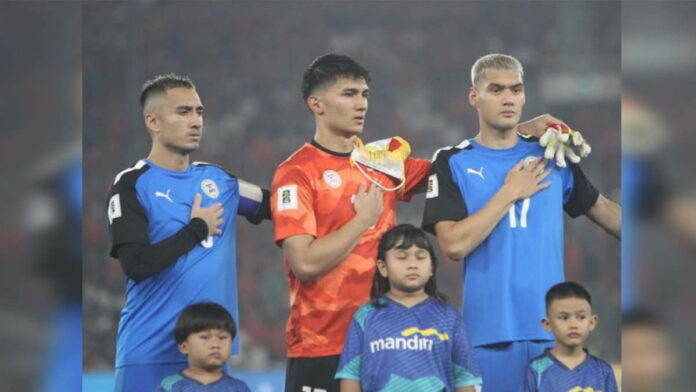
[455,386,476,392]
[586,194,621,240]
[517,113,561,138]
[238,179,271,224]
[117,218,208,282]
[285,216,371,282]
[437,186,518,261]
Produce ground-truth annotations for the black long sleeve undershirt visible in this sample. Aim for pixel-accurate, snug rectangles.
[116,218,208,283]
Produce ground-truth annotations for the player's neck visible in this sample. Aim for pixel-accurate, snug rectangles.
[183,366,224,385]
[147,144,190,171]
[386,289,429,308]
[474,123,518,149]
[550,344,587,370]
[314,125,355,154]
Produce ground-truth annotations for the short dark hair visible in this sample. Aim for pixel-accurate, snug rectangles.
[140,73,195,108]
[545,281,592,312]
[371,224,448,308]
[301,53,371,102]
[174,302,236,344]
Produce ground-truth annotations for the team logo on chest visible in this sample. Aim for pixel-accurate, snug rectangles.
[323,170,342,189]
[201,179,220,199]
[522,156,540,168]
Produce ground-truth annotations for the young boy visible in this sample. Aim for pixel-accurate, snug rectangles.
[335,224,482,392]
[520,282,618,392]
[156,302,250,392]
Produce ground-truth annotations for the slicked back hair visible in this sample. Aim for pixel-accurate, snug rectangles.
[301,53,371,103]
[140,73,195,109]
[470,53,523,87]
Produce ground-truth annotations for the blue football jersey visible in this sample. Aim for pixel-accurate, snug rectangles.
[335,297,482,392]
[422,135,599,346]
[520,349,618,392]
[107,160,263,366]
[156,372,251,392]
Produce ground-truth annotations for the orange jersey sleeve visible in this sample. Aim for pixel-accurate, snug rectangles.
[398,157,432,201]
[271,162,317,245]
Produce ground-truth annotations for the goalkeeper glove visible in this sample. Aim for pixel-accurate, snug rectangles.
[539,123,592,168]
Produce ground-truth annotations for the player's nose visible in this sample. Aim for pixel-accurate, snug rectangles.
[355,97,367,111]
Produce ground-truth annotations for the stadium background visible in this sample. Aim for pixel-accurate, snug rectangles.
[83,1,620,390]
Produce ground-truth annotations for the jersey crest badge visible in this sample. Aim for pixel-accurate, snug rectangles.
[323,170,342,189]
[521,156,540,168]
[201,179,220,199]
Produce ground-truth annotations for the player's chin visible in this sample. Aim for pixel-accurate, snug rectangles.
[347,123,365,134]
[180,143,200,154]
[397,280,426,292]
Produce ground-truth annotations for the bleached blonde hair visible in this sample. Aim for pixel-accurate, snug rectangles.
[471,53,524,87]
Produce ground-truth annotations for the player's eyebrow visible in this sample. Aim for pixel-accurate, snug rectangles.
[176,105,204,111]
[488,83,524,89]
[342,87,369,94]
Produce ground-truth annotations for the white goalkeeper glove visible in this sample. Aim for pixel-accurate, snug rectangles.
[539,123,592,168]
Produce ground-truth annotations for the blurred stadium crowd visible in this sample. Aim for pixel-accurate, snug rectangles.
[83,1,620,373]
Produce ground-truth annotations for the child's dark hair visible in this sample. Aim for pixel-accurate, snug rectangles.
[545,281,592,312]
[371,224,448,307]
[174,302,236,344]
[301,53,371,102]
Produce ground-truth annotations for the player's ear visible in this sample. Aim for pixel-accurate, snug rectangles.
[589,314,598,331]
[307,95,323,116]
[468,86,479,108]
[377,259,388,278]
[144,112,160,134]
[541,317,552,332]
[177,341,189,355]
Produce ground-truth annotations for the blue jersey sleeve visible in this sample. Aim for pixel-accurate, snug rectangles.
[604,363,619,392]
[451,313,482,388]
[518,364,538,392]
[335,317,364,381]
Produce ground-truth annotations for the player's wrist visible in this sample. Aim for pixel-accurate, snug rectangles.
[188,217,209,240]
[352,213,376,230]
[499,183,523,202]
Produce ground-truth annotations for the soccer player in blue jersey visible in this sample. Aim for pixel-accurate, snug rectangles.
[156,302,251,392]
[520,282,618,392]
[107,74,270,392]
[335,224,482,392]
[421,53,621,392]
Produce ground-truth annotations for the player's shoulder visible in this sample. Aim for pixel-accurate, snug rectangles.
[274,144,320,179]
[277,143,318,167]
[436,299,461,316]
[111,160,150,189]
[431,139,474,163]
[518,132,541,143]
[192,161,236,179]
[353,300,380,328]
[157,373,184,391]
[222,374,251,391]
[528,351,555,374]
[588,351,615,372]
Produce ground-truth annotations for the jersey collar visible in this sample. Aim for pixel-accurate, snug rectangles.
[310,139,352,157]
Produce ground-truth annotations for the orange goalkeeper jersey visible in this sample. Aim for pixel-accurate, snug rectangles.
[271,140,430,357]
